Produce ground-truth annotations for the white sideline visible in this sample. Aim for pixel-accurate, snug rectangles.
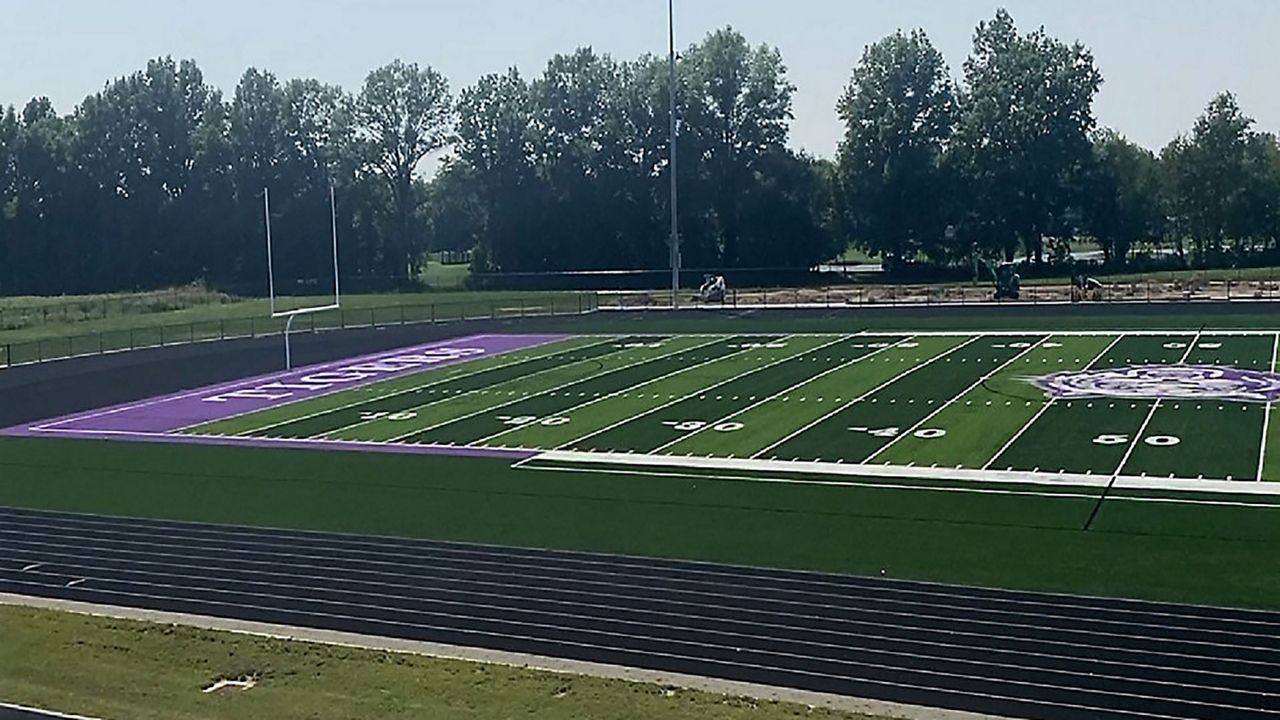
[526,450,1280,497]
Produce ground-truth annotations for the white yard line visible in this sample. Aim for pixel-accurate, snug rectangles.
[749,336,981,460]
[376,338,736,444]
[1256,332,1279,482]
[316,338,659,440]
[981,334,1126,471]
[469,335,751,447]
[209,336,600,436]
[555,335,822,451]
[1108,333,1202,480]
[865,336,1049,464]
[650,336,912,455]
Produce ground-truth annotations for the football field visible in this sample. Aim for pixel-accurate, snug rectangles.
[14,330,1280,495]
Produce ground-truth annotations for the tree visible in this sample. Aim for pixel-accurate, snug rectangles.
[453,68,537,271]
[836,30,955,270]
[1085,130,1163,266]
[355,60,452,277]
[1161,93,1262,262]
[953,9,1103,263]
[682,28,795,267]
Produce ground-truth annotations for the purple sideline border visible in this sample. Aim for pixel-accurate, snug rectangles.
[1,333,568,460]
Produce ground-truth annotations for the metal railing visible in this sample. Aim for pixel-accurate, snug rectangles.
[0,293,598,369]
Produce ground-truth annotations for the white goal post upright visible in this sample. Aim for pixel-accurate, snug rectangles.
[264,185,342,370]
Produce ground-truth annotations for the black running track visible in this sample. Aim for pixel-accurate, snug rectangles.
[2,506,1278,720]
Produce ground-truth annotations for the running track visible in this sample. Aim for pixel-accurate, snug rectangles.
[1,506,1278,720]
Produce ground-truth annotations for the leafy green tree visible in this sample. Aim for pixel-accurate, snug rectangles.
[453,68,537,271]
[682,28,795,267]
[355,60,452,278]
[835,30,954,270]
[1160,93,1271,262]
[1085,130,1163,266]
[953,9,1103,263]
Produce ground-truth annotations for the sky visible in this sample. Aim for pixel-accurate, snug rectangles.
[2,0,1277,162]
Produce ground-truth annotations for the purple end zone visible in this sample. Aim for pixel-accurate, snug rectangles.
[2,333,565,460]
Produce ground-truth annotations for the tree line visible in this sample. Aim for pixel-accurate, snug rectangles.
[1,9,1277,296]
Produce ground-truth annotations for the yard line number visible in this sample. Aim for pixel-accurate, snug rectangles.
[662,420,744,432]
[850,426,947,439]
[1093,433,1181,447]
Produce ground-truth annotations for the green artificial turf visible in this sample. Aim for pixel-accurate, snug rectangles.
[2,436,1279,609]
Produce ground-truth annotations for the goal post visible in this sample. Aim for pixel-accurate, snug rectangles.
[264,185,341,369]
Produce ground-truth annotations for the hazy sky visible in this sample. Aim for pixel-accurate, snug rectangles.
[2,0,1277,161]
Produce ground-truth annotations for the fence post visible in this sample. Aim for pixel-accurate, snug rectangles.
[99,332,104,355]
[431,303,436,324]
[38,339,43,362]
[160,325,165,347]
[491,301,496,320]
[3,344,8,368]
[251,317,256,338]
[340,310,345,329]
[130,328,135,350]
[400,304,406,325]
[220,319,225,340]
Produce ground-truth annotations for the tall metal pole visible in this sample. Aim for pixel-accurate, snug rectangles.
[667,0,679,309]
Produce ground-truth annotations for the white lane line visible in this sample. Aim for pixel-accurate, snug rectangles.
[553,335,818,451]
[219,336,603,436]
[647,335,871,454]
[1257,332,1279,482]
[466,335,733,447]
[376,339,733,443]
[14,548,1272,693]
[865,336,1048,464]
[0,578,1203,720]
[981,334,1125,471]
[1110,334,1201,480]
[750,336,979,460]
[10,509,1280,624]
[4,553,1270,698]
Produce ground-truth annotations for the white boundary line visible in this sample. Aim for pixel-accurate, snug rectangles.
[549,335,821,451]
[309,336,631,439]
[647,335,864,454]
[0,703,105,720]
[866,336,1048,463]
[466,335,736,447]
[750,336,979,460]
[981,334,1126,470]
[1257,332,1279,482]
[519,463,1280,508]
[377,338,744,444]
[527,450,1280,496]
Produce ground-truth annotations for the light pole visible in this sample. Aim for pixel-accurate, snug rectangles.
[667,0,680,308]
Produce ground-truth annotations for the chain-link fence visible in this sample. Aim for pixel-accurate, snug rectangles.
[0,293,598,369]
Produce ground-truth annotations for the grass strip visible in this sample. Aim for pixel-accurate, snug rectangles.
[0,604,875,720]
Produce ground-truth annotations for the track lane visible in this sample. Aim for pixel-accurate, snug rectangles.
[1,507,1278,720]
